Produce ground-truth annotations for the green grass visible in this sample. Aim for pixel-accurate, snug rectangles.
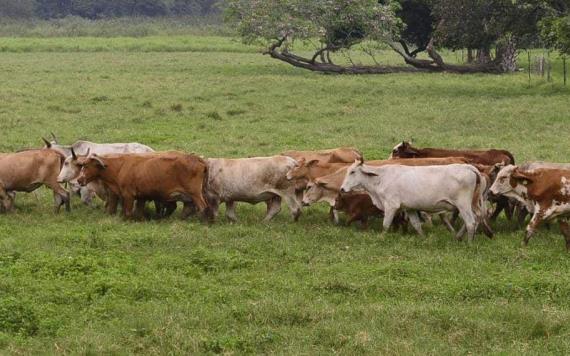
[0,35,569,354]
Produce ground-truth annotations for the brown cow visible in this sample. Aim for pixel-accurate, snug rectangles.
[281,147,362,164]
[389,141,515,165]
[334,193,382,228]
[490,166,570,250]
[0,149,69,213]
[76,152,211,220]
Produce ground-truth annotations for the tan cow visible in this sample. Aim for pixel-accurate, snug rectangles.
[0,149,69,213]
[205,156,302,222]
[281,147,362,164]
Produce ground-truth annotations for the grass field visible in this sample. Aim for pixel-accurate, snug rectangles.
[0,34,570,354]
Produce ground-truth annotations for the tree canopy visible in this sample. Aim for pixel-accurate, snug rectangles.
[227,0,570,74]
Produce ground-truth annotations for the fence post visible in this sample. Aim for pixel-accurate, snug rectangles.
[562,55,567,86]
[547,51,552,82]
[528,51,531,88]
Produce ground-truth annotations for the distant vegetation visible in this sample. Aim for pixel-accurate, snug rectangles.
[0,0,220,19]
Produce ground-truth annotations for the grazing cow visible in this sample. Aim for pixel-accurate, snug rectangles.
[43,134,154,205]
[205,156,302,222]
[390,141,515,221]
[281,147,362,164]
[0,149,69,213]
[490,165,570,250]
[76,152,211,220]
[340,161,485,242]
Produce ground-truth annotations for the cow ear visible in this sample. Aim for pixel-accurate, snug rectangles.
[316,180,327,188]
[297,158,306,166]
[306,160,319,167]
[361,166,378,177]
[512,169,533,185]
[92,154,107,169]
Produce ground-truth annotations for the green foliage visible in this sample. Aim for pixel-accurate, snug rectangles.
[541,15,570,54]
[226,0,399,49]
[0,0,220,19]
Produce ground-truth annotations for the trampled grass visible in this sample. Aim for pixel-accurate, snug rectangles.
[0,35,569,354]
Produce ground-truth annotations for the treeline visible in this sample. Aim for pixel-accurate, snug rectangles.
[0,0,220,19]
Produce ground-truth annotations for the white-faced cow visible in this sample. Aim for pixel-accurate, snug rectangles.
[490,165,570,250]
[205,156,302,222]
[43,134,154,206]
[340,161,485,242]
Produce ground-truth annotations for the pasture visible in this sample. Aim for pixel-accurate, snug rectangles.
[0,34,569,354]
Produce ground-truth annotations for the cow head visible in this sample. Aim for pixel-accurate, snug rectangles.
[76,153,107,186]
[302,179,331,206]
[389,141,417,159]
[57,148,81,183]
[286,158,319,181]
[340,159,377,194]
[489,165,532,198]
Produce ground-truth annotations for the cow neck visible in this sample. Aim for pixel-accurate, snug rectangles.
[97,156,125,188]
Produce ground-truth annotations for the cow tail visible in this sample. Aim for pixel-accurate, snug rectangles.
[470,168,485,221]
[200,159,214,221]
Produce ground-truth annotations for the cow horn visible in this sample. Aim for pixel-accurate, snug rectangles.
[50,132,58,143]
[42,137,51,148]
[85,148,91,157]
[71,147,77,160]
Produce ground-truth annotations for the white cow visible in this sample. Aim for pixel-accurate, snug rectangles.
[43,135,154,205]
[205,156,302,222]
[340,161,485,242]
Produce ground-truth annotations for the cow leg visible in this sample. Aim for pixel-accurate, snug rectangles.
[163,202,177,218]
[457,207,477,243]
[524,208,545,246]
[225,201,238,222]
[282,194,302,222]
[481,216,495,239]
[328,206,340,225]
[79,186,94,206]
[517,205,529,228]
[134,200,146,221]
[441,213,456,233]
[407,211,425,237]
[122,197,135,219]
[490,196,511,221]
[381,208,398,234]
[187,189,212,222]
[359,215,369,230]
[264,196,282,222]
[0,183,11,212]
[106,193,119,215]
[46,181,70,213]
[181,202,196,219]
[559,220,570,252]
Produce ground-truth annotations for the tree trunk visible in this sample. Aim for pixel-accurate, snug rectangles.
[467,48,474,64]
[476,47,492,64]
[496,36,518,73]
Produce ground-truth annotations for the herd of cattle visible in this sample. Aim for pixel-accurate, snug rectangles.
[2,135,570,250]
